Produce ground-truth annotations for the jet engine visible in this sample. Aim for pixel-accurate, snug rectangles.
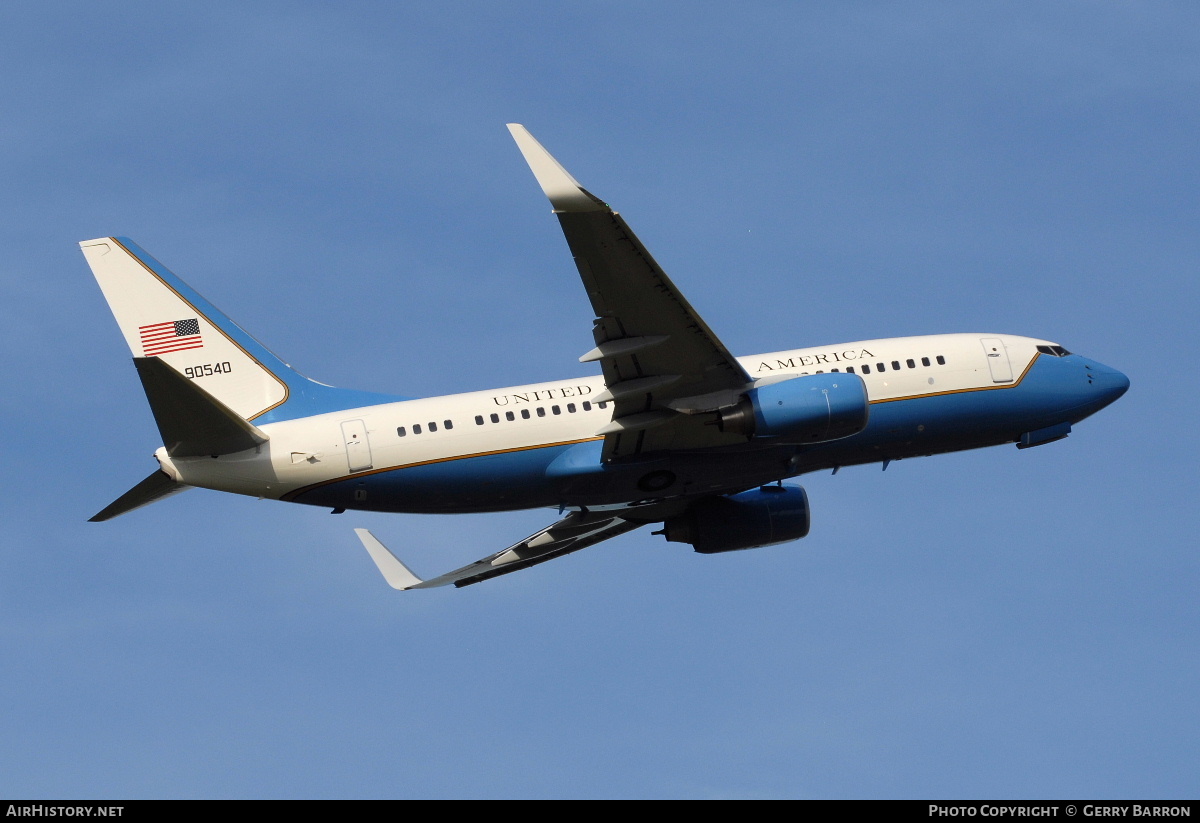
[716,373,869,443]
[661,485,810,554]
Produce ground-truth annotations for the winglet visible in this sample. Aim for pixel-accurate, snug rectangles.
[507,124,608,213]
[353,528,428,590]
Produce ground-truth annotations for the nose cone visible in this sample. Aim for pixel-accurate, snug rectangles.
[1092,362,1130,408]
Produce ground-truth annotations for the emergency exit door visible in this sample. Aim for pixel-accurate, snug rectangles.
[341,419,373,472]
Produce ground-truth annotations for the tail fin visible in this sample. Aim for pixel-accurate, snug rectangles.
[81,238,400,423]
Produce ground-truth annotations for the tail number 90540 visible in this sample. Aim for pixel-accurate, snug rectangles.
[185,362,233,379]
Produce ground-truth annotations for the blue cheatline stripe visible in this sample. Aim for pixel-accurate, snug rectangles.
[289,439,595,513]
[114,238,407,422]
[281,437,603,503]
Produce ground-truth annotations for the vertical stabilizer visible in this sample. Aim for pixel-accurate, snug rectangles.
[81,238,290,421]
[80,237,402,423]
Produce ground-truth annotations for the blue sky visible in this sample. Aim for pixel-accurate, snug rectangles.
[2,2,1197,798]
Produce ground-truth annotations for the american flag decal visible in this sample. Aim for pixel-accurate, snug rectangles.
[139,318,204,356]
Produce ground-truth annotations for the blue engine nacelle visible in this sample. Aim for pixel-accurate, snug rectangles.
[716,373,869,444]
[662,485,811,554]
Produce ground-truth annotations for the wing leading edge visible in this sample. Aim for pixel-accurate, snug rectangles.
[507,125,753,460]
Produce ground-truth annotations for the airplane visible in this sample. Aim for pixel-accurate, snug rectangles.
[81,124,1130,590]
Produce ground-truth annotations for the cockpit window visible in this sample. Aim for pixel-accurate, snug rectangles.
[1037,345,1073,357]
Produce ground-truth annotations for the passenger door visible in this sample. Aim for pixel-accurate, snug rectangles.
[980,338,1014,383]
[341,419,373,472]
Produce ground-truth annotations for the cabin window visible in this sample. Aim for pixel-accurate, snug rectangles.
[490,413,499,424]
[598,401,608,409]
[567,403,577,412]
[891,361,900,370]
[861,364,870,374]
[877,363,886,372]
[444,420,453,430]
[936,355,946,365]
[505,411,515,421]
[475,415,484,426]
[831,368,839,372]
[906,359,915,369]
[846,366,855,374]
[428,422,437,432]
[413,424,422,434]
[582,401,592,411]
[521,409,530,419]
[921,357,930,367]
[397,426,406,437]
[552,405,561,415]
[537,407,546,417]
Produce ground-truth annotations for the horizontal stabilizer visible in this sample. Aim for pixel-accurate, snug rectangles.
[134,357,269,457]
[89,470,189,522]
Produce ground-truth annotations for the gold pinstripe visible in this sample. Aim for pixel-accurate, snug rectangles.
[867,352,1040,405]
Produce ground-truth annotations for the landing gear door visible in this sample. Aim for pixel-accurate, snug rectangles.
[341,419,373,473]
[981,338,1013,384]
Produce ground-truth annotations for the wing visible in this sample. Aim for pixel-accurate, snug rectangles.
[354,511,645,590]
[508,125,753,461]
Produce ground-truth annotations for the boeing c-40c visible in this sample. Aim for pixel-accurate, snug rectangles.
[82,125,1129,589]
